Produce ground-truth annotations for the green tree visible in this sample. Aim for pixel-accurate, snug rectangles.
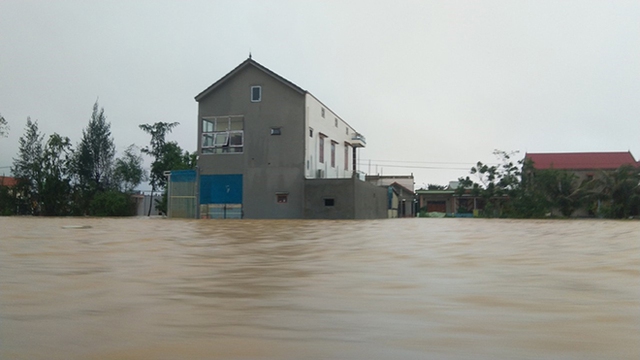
[139,122,179,215]
[74,101,116,213]
[597,165,640,218]
[527,168,592,217]
[89,190,136,216]
[40,133,74,216]
[0,184,16,215]
[0,113,8,138]
[457,150,522,217]
[113,144,146,193]
[427,184,446,190]
[11,117,44,214]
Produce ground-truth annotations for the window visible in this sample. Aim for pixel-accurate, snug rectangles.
[324,198,335,206]
[251,86,261,102]
[344,144,349,170]
[330,141,337,168]
[319,136,325,163]
[321,108,325,118]
[276,193,288,203]
[270,127,281,135]
[334,118,338,127]
[309,127,313,137]
[201,116,244,154]
[346,127,349,135]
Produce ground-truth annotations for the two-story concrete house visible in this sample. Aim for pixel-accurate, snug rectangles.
[190,57,387,219]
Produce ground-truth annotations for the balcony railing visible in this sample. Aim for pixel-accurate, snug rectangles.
[351,133,366,148]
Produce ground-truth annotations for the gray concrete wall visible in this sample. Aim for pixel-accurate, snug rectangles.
[304,178,355,219]
[353,179,388,219]
[197,64,306,218]
[304,177,387,219]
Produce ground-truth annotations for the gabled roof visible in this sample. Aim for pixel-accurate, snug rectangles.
[389,181,415,195]
[195,57,306,101]
[525,151,638,170]
[0,176,18,187]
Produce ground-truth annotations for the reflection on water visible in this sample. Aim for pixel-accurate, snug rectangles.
[0,217,638,359]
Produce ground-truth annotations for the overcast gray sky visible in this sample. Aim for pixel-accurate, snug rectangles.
[1,0,638,188]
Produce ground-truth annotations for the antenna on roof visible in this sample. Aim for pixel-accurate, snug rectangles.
[249,50,252,59]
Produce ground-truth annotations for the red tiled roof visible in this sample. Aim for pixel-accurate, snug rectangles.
[0,176,19,187]
[525,152,638,170]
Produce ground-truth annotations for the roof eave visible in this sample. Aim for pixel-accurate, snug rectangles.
[195,58,305,102]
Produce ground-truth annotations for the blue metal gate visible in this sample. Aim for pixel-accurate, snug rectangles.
[199,174,243,219]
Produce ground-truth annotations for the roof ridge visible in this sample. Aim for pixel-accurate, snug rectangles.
[195,57,305,101]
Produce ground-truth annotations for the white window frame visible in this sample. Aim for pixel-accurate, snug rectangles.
[251,86,262,102]
[202,116,244,154]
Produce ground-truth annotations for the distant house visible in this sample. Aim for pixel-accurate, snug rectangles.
[416,188,455,215]
[168,57,387,219]
[366,175,416,217]
[416,181,486,216]
[525,151,639,216]
[0,176,18,188]
[525,151,638,180]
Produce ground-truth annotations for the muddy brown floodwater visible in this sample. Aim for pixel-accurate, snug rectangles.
[0,217,638,360]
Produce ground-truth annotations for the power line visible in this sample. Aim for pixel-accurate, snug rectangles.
[360,159,475,165]
[357,162,470,171]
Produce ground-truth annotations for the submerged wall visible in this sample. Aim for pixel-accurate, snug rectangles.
[304,177,387,219]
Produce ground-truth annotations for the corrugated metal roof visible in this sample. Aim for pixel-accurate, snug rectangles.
[525,152,638,170]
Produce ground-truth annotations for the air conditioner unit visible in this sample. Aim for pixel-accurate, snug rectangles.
[316,169,324,178]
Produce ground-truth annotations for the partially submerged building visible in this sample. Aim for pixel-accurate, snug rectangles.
[524,151,639,217]
[524,151,638,180]
[366,175,416,217]
[168,57,387,219]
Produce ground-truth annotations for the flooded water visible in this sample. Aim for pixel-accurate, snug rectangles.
[0,217,638,360]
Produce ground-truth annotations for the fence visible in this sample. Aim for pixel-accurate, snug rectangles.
[167,170,197,219]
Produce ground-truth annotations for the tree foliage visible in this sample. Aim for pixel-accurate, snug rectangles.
[456,150,522,217]
[597,165,640,218]
[460,150,640,218]
[113,144,146,193]
[89,190,136,216]
[40,133,74,216]
[2,102,196,217]
[72,101,116,214]
[139,122,179,191]
[427,184,446,190]
[0,113,8,138]
[75,101,116,192]
[139,122,181,215]
[11,117,44,214]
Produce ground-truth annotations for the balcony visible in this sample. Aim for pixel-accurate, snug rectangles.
[350,133,366,148]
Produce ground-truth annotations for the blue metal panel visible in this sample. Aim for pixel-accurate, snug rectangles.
[171,170,196,182]
[200,174,243,204]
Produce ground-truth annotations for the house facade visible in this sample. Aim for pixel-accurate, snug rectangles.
[525,152,639,182]
[190,57,386,219]
[365,175,416,217]
[525,151,639,217]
